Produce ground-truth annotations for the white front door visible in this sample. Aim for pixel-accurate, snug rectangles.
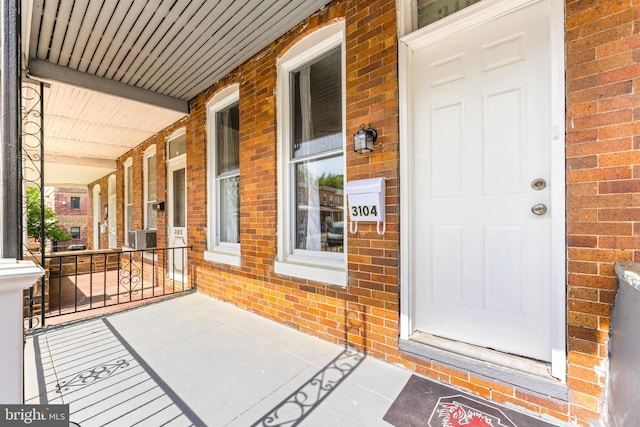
[407,0,554,361]
[167,156,187,281]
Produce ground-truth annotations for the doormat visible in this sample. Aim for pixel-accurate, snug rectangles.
[383,375,559,427]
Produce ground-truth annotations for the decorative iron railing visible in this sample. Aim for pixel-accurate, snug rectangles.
[21,81,45,329]
[26,246,192,328]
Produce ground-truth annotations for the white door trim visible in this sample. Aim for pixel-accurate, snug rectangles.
[108,174,117,249]
[398,0,566,381]
[167,154,187,282]
[92,184,101,249]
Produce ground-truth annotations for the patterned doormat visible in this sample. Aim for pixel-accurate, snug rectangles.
[383,376,559,427]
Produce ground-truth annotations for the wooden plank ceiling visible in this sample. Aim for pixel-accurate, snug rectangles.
[23,0,329,184]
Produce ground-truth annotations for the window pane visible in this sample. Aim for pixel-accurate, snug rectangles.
[216,103,240,174]
[418,0,482,28]
[126,205,133,230]
[71,227,80,239]
[147,154,157,201]
[70,197,80,209]
[295,155,344,253]
[169,134,187,159]
[126,165,133,204]
[173,168,186,228]
[219,175,240,244]
[291,46,342,158]
[147,203,157,230]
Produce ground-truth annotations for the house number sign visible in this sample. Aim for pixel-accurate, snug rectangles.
[350,205,379,218]
[345,177,386,235]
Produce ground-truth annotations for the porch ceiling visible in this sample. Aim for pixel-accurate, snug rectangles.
[22,0,330,185]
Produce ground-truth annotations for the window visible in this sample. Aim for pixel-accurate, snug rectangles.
[168,133,186,159]
[70,197,80,209]
[144,146,157,230]
[71,227,81,239]
[289,46,344,253]
[417,0,482,28]
[397,0,483,34]
[124,157,133,247]
[205,84,241,266]
[70,227,81,239]
[275,21,346,286]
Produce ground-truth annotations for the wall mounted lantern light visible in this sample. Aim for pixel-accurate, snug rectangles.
[353,124,377,154]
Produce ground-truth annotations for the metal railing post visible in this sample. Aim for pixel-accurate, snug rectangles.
[1,0,21,259]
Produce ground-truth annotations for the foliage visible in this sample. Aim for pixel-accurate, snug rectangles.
[317,172,343,189]
[25,186,72,242]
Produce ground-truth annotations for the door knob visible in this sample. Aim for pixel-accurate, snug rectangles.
[531,203,547,215]
[531,178,547,190]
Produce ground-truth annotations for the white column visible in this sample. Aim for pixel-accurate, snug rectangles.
[0,259,44,404]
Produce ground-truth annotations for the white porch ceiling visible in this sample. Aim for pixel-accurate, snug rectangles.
[22,0,330,185]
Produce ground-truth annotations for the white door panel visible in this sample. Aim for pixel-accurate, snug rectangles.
[167,157,187,282]
[410,0,552,361]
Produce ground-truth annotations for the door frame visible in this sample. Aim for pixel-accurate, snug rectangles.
[92,184,101,249]
[398,0,566,381]
[108,174,117,248]
[166,153,187,281]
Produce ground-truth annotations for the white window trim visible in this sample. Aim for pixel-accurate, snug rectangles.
[275,20,347,287]
[107,174,117,249]
[143,145,157,230]
[205,84,241,267]
[123,157,133,248]
[167,128,187,159]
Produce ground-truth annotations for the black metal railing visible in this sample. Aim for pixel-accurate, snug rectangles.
[27,246,192,328]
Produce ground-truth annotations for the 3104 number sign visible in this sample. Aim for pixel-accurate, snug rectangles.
[350,205,378,218]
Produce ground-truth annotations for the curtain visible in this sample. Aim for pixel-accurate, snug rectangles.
[222,177,239,243]
[298,68,321,250]
[218,107,240,244]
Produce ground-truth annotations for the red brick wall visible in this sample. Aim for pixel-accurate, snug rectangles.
[89,1,640,425]
[186,0,399,354]
[565,0,640,424]
[53,187,89,250]
[54,189,88,215]
[187,0,573,424]
[89,123,183,249]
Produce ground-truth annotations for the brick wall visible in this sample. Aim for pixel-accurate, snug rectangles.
[53,187,89,250]
[565,0,640,424]
[186,0,573,424]
[89,124,181,250]
[88,1,640,425]
[186,0,399,357]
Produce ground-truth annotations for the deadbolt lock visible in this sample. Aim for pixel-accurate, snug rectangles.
[531,178,547,190]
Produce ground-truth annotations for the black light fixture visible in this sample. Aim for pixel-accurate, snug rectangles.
[353,124,377,154]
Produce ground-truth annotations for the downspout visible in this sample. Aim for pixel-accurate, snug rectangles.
[1,0,22,259]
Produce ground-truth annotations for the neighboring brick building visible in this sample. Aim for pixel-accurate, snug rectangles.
[52,186,89,251]
[87,1,640,425]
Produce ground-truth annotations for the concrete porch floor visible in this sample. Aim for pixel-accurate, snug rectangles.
[24,292,412,426]
[24,292,563,427]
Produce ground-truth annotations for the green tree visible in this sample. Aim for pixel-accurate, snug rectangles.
[25,186,72,243]
[317,172,343,189]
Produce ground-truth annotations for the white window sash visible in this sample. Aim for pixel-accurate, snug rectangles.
[275,21,347,286]
[205,84,241,265]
